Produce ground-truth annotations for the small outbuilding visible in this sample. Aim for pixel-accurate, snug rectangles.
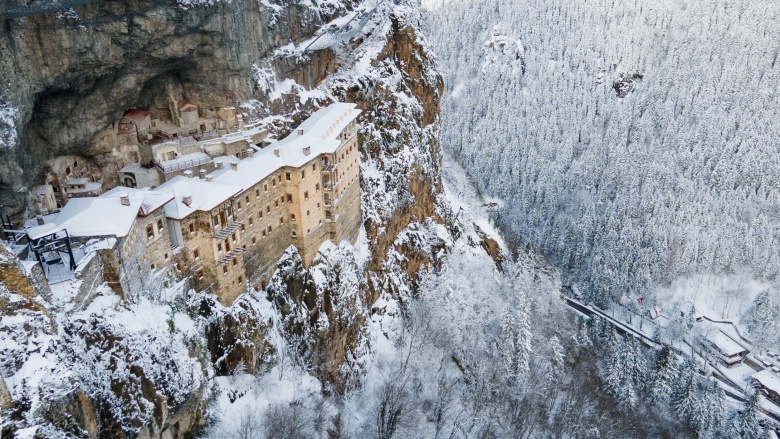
[707,330,748,368]
[752,370,780,405]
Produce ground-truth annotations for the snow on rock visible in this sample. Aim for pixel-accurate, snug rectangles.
[0,280,205,436]
[0,104,18,150]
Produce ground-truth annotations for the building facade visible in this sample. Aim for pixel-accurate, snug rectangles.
[24,102,362,305]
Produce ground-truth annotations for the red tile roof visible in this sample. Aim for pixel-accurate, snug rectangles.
[177,101,198,112]
[123,109,150,122]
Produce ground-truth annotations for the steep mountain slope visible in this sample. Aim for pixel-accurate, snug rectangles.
[423,0,780,305]
[0,0,446,437]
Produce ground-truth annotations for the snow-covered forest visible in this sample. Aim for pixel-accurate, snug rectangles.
[423,0,780,306]
[197,157,703,439]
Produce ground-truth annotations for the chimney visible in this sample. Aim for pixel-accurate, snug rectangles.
[247,148,254,158]
[298,129,304,136]
[184,170,193,178]
[199,169,207,179]
[183,195,192,205]
[216,161,224,170]
[120,195,130,206]
[303,146,311,156]
[230,162,238,171]
[274,148,280,157]
[36,215,44,225]
[205,175,214,182]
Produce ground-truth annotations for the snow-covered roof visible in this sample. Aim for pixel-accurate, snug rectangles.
[708,331,747,356]
[25,189,172,239]
[67,182,102,194]
[32,185,52,196]
[213,155,241,167]
[753,370,780,394]
[23,213,57,230]
[158,152,212,173]
[101,187,173,216]
[66,177,89,186]
[209,102,360,191]
[155,175,243,220]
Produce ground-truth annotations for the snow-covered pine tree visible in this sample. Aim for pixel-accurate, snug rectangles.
[724,389,767,439]
[515,292,532,379]
[649,345,676,405]
[671,359,698,428]
[604,333,646,411]
[743,290,778,350]
[498,306,517,378]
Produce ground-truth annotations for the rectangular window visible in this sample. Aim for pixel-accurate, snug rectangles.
[259,210,263,219]
[238,276,243,285]
[286,172,291,181]
[292,231,297,239]
[146,225,154,240]
[232,259,237,267]
[255,189,260,197]
[315,183,320,192]
[252,236,256,245]
[248,216,253,226]
[291,214,296,222]
[264,184,268,192]
[275,200,279,208]
[157,219,164,233]
[306,210,310,217]
[301,171,305,179]
[304,191,309,200]
[287,194,292,203]
[197,269,204,280]
[194,249,200,260]
[237,201,242,210]
[268,225,272,234]
[217,243,222,252]
[164,253,169,260]
[280,216,284,224]
[313,163,317,171]
[223,266,228,275]
[189,223,195,233]
[245,195,250,204]
[266,206,270,214]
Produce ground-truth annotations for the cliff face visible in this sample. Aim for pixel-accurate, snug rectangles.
[1,0,446,437]
[0,0,354,214]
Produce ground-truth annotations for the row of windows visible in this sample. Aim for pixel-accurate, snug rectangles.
[145,219,166,241]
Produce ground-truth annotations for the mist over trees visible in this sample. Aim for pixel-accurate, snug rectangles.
[423,0,780,305]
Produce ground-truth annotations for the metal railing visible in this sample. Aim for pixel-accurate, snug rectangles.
[156,156,212,173]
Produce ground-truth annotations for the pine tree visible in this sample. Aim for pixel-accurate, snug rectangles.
[549,336,565,368]
[515,293,532,378]
[744,290,778,350]
[700,380,726,436]
[604,334,646,411]
[498,306,517,378]
[649,345,676,405]
[724,390,766,439]
[671,359,698,427]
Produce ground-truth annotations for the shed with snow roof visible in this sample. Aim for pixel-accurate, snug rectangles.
[752,370,780,404]
[706,330,748,367]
